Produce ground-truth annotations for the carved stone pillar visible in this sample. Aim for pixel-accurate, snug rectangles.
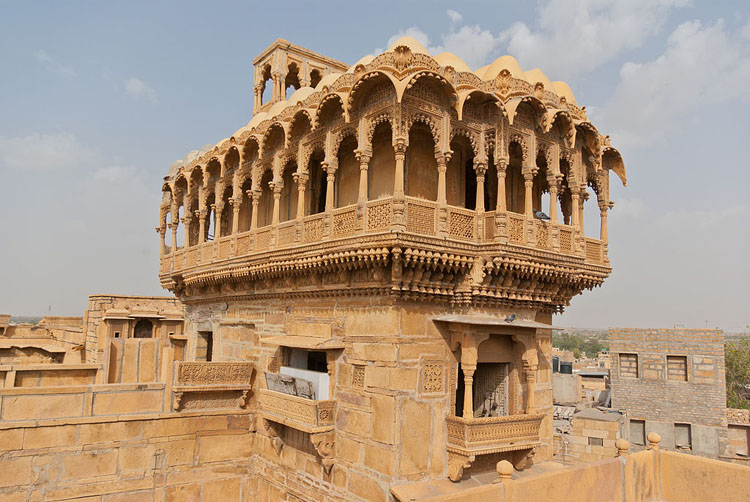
[271,182,282,226]
[197,209,207,244]
[475,162,487,241]
[496,158,507,213]
[393,140,407,231]
[571,192,580,231]
[525,365,537,414]
[462,364,476,419]
[214,203,224,238]
[170,222,178,254]
[579,189,587,238]
[323,162,336,213]
[293,172,308,221]
[356,151,370,209]
[249,190,260,232]
[230,198,241,235]
[523,173,534,217]
[548,179,559,224]
[183,215,192,246]
[599,201,608,244]
[271,72,282,103]
[253,85,262,113]
[437,152,450,237]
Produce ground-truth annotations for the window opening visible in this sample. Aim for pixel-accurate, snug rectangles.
[133,319,153,338]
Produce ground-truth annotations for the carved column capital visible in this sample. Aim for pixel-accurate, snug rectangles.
[393,139,408,157]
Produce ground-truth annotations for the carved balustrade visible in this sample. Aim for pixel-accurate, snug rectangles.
[259,388,336,433]
[446,412,544,456]
[171,361,254,412]
[160,195,607,277]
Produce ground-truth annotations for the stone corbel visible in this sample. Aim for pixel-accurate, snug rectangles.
[310,431,336,474]
[237,389,250,409]
[173,391,184,411]
[263,419,284,455]
[448,453,475,482]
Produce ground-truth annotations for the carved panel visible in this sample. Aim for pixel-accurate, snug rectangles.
[352,365,365,388]
[508,214,525,245]
[366,198,392,232]
[535,221,550,249]
[559,226,573,253]
[303,215,325,242]
[256,227,272,250]
[406,198,436,236]
[421,363,444,393]
[332,207,358,237]
[176,362,254,385]
[448,208,475,241]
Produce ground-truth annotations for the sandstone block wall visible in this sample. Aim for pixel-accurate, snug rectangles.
[179,297,554,501]
[609,328,727,456]
[0,411,254,501]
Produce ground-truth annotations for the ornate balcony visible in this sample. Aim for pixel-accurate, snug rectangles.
[259,387,336,433]
[159,196,609,311]
[445,413,545,481]
[171,361,254,411]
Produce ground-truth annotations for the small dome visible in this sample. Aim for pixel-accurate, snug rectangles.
[552,81,578,106]
[216,137,230,149]
[247,111,269,129]
[386,36,429,55]
[524,68,553,91]
[348,55,375,72]
[473,64,489,78]
[315,72,342,91]
[433,52,471,73]
[268,100,288,117]
[287,86,316,106]
[482,55,524,80]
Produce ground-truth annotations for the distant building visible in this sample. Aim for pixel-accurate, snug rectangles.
[610,328,728,458]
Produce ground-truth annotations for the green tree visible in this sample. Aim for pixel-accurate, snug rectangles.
[725,339,750,409]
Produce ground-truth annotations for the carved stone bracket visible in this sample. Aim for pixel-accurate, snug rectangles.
[310,431,336,474]
[264,419,284,455]
[447,452,475,482]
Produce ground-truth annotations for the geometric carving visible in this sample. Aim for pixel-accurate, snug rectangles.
[421,363,444,393]
[176,362,253,385]
[352,365,365,388]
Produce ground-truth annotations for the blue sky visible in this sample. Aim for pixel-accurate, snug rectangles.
[1,1,748,331]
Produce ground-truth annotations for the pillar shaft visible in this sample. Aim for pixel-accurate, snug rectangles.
[524,175,534,217]
[463,366,476,419]
[549,186,558,224]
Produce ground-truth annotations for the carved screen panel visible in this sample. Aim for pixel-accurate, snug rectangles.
[473,363,508,417]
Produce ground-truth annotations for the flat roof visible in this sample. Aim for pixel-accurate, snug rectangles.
[432,314,561,330]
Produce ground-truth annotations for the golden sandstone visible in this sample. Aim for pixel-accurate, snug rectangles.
[0,38,748,501]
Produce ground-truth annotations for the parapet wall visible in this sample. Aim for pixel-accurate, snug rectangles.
[0,411,253,501]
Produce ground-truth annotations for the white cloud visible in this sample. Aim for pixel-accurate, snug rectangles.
[34,49,75,79]
[446,9,463,24]
[0,132,95,170]
[123,77,158,103]
[91,165,142,183]
[500,0,689,81]
[383,20,502,70]
[600,19,750,148]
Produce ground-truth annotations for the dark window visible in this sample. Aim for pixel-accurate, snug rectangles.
[675,423,692,450]
[197,331,213,362]
[667,356,688,381]
[114,331,120,338]
[630,419,646,445]
[307,351,327,372]
[588,437,604,446]
[133,319,153,338]
[619,353,638,378]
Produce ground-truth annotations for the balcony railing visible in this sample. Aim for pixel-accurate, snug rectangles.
[161,197,608,276]
[446,413,544,456]
[259,388,336,433]
[171,361,254,412]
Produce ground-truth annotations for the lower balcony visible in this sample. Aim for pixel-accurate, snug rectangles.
[445,413,544,481]
[259,387,336,433]
[446,413,544,455]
